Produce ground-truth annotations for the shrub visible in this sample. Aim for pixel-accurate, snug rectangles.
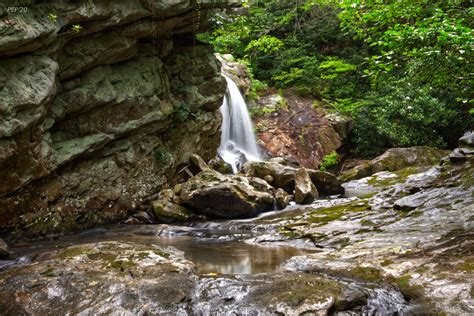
[352,81,468,157]
[319,151,339,171]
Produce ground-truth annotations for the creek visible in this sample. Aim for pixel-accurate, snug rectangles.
[1,211,416,315]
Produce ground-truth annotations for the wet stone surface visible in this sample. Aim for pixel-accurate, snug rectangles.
[0,155,472,314]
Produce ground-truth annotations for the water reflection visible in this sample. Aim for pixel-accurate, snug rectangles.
[5,225,313,275]
[154,236,310,275]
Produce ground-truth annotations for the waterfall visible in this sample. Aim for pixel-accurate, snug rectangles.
[218,75,261,172]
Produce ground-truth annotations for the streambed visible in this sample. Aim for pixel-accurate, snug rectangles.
[0,218,416,315]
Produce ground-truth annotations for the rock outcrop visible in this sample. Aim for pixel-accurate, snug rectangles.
[340,146,450,182]
[0,1,230,240]
[252,92,352,169]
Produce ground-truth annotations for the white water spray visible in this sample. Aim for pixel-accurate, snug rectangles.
[218,75,261,172]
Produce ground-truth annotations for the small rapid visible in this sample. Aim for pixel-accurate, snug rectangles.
[218,75,261,172]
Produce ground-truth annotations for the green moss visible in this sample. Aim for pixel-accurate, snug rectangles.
[454,261,474,273]
[319,151,339,171]
[57,247,92,259]
[366,167,421,188]
[392,275,425,301]
[152,250,171,259]
[308,201,370,225]
[40,267,55,277]
[360,219,375,226]
[355,228,383,234]
[86,252,117,262]
[380,259,394,267]
[336,266,384,283]
[409,210,423,217]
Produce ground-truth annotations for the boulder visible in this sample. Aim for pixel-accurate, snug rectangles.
[326,112,353,140]
[152,189,198,223]
[340,146,450,182]
[294,168,318,204]
[459,131,474,148]
[243,160,344,196]
[242,161,298,193]
[275,188,292,209]
[180,170,275,218]
[308,170,344,196]
[208,157,233,174]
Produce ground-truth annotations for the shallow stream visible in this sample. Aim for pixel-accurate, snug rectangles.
[0,217,417,315]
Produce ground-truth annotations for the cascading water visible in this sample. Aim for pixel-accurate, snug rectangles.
[218,75,261,173]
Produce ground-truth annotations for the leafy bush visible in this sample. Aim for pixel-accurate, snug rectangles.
[319,151,339,171]
[352,81,467,157]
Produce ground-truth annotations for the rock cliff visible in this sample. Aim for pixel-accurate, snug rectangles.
[0,1,229,239]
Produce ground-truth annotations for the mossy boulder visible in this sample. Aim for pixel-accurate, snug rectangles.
[180,170,275,218]
[340,146,450,182]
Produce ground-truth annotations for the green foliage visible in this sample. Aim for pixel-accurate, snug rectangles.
[319,151,339,171]
[48,13,57,22]
[339,1,473,106]
[352,81,468,157]
[204,0,473,156]
[72,24,82,33]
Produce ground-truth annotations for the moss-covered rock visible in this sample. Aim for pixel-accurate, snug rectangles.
[340,146,450,182]
[180,170,275,218]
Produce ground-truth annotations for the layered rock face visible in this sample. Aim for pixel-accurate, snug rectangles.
[0,1,228,239]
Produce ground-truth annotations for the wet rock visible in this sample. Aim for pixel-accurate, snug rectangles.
[0,238,9,258]
[340,146,450,182]
[263,175,274,184]
[152,189,198,223]
[294,168,318,204]
[459,131,474,148]
[208,157,233,174]
[308,169,345,196]
[126,210,154,224]
[275,188,292,209]
[216,53,251,97]
[243,160,343,196]
[180,170,275,218]
[248,273,366,314]
[0,242,196,315]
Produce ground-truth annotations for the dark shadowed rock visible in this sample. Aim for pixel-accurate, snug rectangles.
[0,238,9,258]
